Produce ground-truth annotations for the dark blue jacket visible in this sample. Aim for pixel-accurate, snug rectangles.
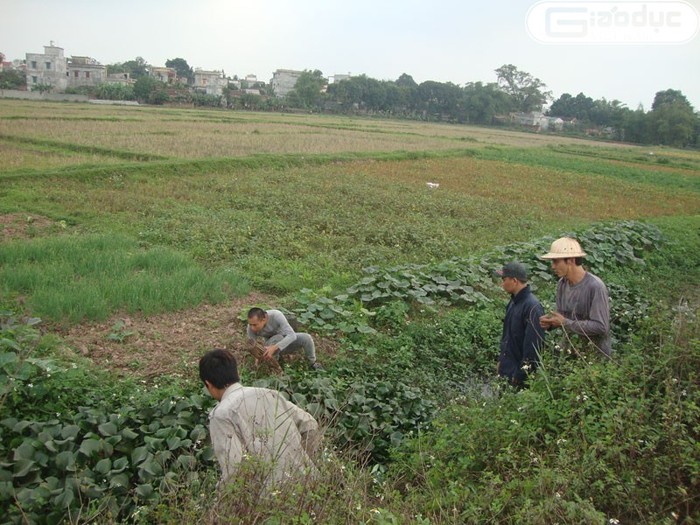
[498,285,546,384]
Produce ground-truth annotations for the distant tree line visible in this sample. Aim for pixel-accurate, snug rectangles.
[548,89,698,148]
[2,49,697,148]
[284,67,698,148]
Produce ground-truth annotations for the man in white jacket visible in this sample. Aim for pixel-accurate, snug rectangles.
[199,349,320,486]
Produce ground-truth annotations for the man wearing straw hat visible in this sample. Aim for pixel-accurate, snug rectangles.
[539,237,612,357]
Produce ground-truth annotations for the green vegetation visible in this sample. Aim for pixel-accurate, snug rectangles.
[0,234,249,324]
[0,102,698,523]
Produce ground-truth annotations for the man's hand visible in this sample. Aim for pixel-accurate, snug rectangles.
[263,344,279,360]
[540,312,565,329]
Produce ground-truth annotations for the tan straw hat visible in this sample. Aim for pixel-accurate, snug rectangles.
[541,237,587,259]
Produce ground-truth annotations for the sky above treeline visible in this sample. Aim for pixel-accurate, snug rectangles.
[2,0,699,110]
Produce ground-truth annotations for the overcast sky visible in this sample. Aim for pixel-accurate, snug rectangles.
[2,0,699,110]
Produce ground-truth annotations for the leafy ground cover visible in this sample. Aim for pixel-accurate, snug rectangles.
[3,217,697,524]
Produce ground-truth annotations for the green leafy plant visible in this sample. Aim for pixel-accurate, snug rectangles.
[106,319,136,343]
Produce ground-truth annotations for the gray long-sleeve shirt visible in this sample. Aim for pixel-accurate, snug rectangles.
[556,271,612,356]
[246,309,297,351]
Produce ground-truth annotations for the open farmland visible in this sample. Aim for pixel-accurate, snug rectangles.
[0,99,648,165]
[1,100,699,294]
[1,100,699,524]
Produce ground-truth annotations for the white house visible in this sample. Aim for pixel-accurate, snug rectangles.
[271,69,303,97]
[25,43,68,91]
[193,68,227,96]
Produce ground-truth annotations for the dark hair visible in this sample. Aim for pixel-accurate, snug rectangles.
[574,257,584,266]
[247,307,267,320]
[199,349,240,389]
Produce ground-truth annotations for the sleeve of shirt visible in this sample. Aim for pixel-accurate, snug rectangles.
[515,302,546,382]
[280,396,320,455]
[209,415,245,482]
[563,283,609,337]
[269,311,297,351]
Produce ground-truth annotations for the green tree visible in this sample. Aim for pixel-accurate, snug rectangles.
[416,81,463,121]
[462,82,511,124]
[0,69,26,90]
[548,92,595,122]
[395,73,417,89]
[651,88,692,111]
[33,83,54,94]
[649,89,697,147]
[108,57,150,79]
[133,76,169,104]
[621,107,652,143]
[495,64,551,113]
[289,69,326,109]
[94,83,135,101]
[165,57,194,84]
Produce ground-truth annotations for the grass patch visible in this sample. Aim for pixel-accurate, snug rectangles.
[2,153,697,296]
[475,145,700,192]
[0,234,249,324]
[0,134,168,162]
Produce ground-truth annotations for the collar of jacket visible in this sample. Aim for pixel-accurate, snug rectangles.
[511,285,532,304]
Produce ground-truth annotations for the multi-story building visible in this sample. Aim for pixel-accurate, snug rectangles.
[25,43,68,91]
[271,69,303,97]
[67,56,106,88]
[150,67,177,84]
[193,68,227,96]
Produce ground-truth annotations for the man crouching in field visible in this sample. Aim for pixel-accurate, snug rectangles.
[199,349,320,487]
[246,307,323,370]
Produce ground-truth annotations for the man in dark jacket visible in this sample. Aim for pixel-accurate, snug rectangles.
[495,262,546,386]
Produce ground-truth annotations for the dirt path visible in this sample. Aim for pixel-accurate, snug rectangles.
[60,294,338,380]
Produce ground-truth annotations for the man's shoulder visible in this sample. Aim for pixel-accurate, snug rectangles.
[523,291,544,312]
[584,272,608,291]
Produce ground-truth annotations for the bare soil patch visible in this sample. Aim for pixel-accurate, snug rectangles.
[0,213,61,242]
[60,294,338,380]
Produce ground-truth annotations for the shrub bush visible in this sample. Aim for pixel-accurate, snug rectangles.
[386,303,700,524]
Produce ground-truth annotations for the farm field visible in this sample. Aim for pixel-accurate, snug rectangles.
[2,99,699,296]
[0,99,656,166]
[1,100,699,524]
